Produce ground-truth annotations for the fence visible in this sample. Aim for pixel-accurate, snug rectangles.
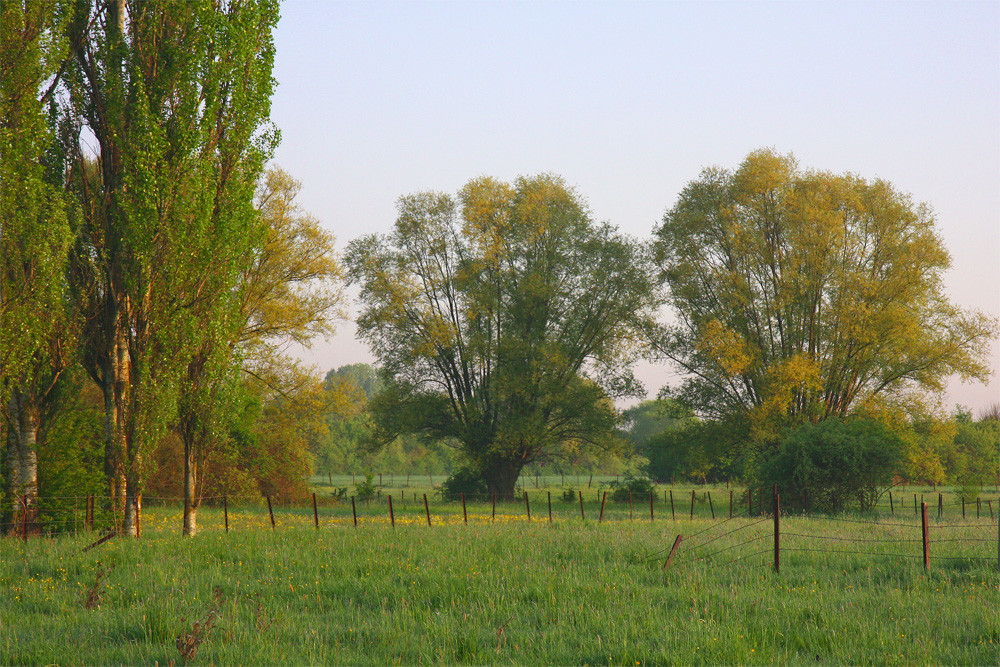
[3,487,998,575]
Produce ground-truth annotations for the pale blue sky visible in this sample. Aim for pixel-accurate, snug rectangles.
[271,0,999,412]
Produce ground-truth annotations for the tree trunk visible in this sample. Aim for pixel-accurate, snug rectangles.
[482,459,524,501]
[7,390,40,536]
[183,437,198,536]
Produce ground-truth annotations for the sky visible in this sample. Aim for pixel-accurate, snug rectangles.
[269,0,999,413]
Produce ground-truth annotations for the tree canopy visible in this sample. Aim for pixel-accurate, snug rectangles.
[652,149,997,447]
[347,174,661,497]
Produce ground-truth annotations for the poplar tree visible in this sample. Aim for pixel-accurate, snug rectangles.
[63,0,279,535]
[0,0,74,533]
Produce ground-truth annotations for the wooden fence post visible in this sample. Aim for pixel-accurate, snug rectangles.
[889,490,894,516]
[649,490,654,521]
[962,498,966,519]
[708,492,715,520]
[773,486,780,573]
[599,491,607,522]
[388,495,395,528]
[977,498,981,519]
[462,492,468,525]
[689,489,695,519]
[662,534,683,571]
[938,493,943,519]
[913,493,917,516]
[351,496,358,527]
[579,490,585,520]
[547,492,553,523]
[669,490,675,520]
[423,494,431,527]
[524,491,531,522]
[921,501,930,571]
[312,493,319,530]
[223,495,229,534]
[266,495,275,529]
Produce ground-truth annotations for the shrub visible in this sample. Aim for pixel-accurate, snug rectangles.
[759,418,905,512]
[354,473,378,503]
[560,488,578,503]
[438,467,488,501]
[607,471,656,503]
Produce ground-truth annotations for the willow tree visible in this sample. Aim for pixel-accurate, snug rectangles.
[0,0,74,533]
[348,174,660,498]
[653,149,997,446]
[63,0,279,535]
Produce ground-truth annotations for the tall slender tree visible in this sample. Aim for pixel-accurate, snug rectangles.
[1,0,74,534]
[63,0,279,535]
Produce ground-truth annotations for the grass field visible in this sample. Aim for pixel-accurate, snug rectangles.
[2,483,997,665]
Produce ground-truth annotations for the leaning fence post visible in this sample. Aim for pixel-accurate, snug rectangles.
[388,495,395,528]
[773,486,780,573]
[598,491,607,523]
[423,493,431,527]
[920,501,930,571]
[649,490,654,521]
[669,489,675,520]
[461,492,468,525]
[223,495,229,533]
[312,493,319,530]
[266,494,275,529]
[708,491,715,520]
[524,491,531,522]
[889,491,894,516]
[351,496,358,527]
[662,534,683,571]
[547,491,553,523]
[579,490,585,520]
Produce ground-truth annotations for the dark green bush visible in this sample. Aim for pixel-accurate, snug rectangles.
[438,467,488,500]
[759,418,905,512]
[607,471,655,502]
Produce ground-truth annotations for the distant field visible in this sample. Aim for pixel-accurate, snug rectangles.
[2,483,997,665]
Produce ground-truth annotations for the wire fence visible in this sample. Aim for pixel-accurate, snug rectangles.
[2,488,998,576]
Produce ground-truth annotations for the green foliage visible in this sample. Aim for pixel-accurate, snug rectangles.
[653,150,998,446]
[347,174,661,497]
[354,473,378,503]
[437,467,489,500]
[759,418,906,512]
[560,488,578,502]
[607,470,656,502]
[644,415,747,484]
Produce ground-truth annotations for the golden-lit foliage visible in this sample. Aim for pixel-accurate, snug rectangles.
[654,149,997,441]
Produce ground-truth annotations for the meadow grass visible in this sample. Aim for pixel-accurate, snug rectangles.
[2,488,997,665]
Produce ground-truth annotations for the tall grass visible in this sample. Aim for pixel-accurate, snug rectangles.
[2,493,997,665]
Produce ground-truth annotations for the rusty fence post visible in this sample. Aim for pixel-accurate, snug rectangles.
[708,491,715,520]
[423,493,431,527]
[266,494,275,529]
[689,490,695,519]
[889,490,894,516]
[351,496,358,527]
[524,491,531,522]
[223,495,229,534]
[547,492,552,523]
[938,493,943,519]
[649,490,654,521]
[670,489,675,520]
[579,490,585,520]
[388,495,395,528]
[599,491,607,523]
[662,534,683,571]
[462,493,468,525]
